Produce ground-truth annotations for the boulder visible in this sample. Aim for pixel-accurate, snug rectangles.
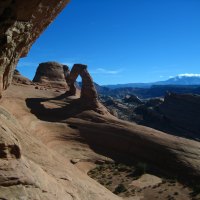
[130,174,162,189]
[123,94,143,105]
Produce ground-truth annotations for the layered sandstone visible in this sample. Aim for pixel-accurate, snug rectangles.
[0,0,70,96]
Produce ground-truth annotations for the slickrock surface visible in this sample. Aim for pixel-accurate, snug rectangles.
[0,0,70,96]
[0,84,121,200]
[33,62,69,89]
[1,83,200,199]
[66,110,200,180]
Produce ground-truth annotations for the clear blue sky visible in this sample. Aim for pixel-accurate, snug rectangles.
[17,0,200,85]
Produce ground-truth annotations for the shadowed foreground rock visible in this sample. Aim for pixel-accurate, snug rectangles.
[0,82,121,200]
[67,110,200,180]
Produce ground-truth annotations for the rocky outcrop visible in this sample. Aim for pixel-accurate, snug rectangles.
[0,0,70,97]
[12,69,32,85]
[33,62,69,89]
[123,94,143,104]
[67,64,97,100]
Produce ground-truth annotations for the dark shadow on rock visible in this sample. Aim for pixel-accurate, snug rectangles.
[26,93,89,122]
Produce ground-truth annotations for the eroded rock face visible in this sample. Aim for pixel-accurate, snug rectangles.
[0,0,70,96]
[33,62,69,89]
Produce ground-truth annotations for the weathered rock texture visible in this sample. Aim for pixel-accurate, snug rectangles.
[1,79,200,199]
[33,62,69,89]
[0,94,120,200]
[12,69,32,85]
[0,0,70,96]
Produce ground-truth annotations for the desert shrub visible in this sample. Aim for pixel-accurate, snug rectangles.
[113,171,119,175]
[135,162,148,175]
[102,174,106,178]
[191,184,200,196]
[106,180,112,185]
[114,184,127,194]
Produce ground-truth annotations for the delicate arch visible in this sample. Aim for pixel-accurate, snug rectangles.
[65,64,98,105]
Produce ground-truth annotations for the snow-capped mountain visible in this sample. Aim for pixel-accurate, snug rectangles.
[155,74,200,85]
[104,74,200,89]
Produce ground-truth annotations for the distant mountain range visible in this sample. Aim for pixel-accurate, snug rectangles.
[103,74,200,89]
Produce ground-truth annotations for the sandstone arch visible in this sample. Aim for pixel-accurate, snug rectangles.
[66,64,99,107]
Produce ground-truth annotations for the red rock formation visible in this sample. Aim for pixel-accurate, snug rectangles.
[67,64,97,101]
[33,62,69,89]
[0,0,70,97]
[66,64,107,113]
